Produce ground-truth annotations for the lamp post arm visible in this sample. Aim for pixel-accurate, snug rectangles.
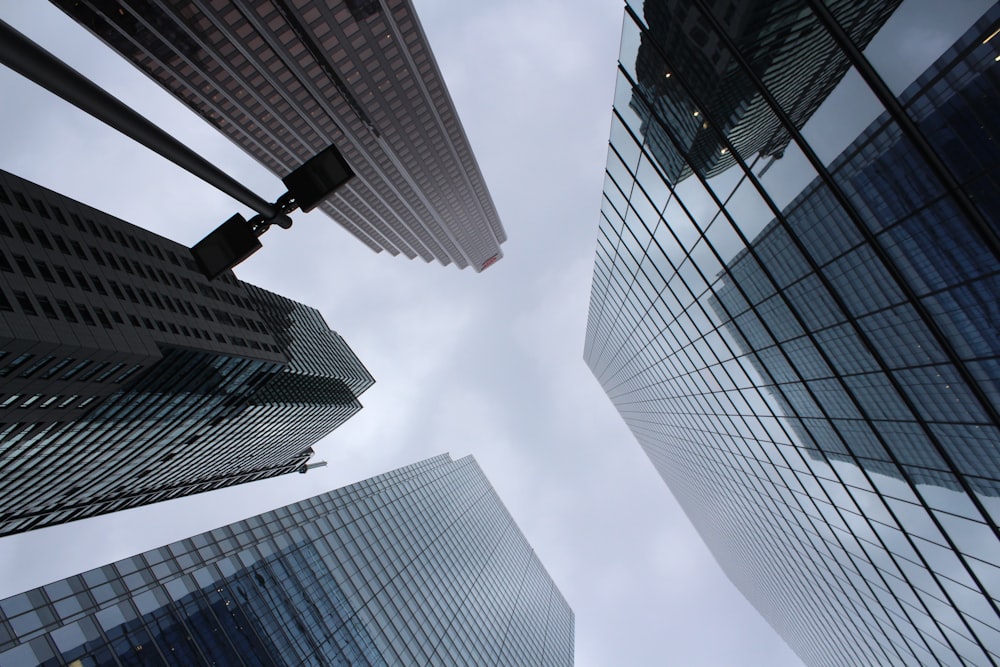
[0,18,279,220]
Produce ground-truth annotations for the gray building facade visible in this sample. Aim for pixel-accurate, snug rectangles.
[586,2,999,665]
[51,0,506,272]
[0,454,573,666]
[0,169,372,536]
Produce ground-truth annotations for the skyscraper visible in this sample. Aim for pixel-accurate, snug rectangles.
[586,2,999,665]
[0,454,574,666]
[0,169,373,537]
[51,0,506,272]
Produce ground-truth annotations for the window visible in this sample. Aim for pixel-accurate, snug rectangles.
[78,362,109,382]
[61,360,91,380]
[95,309,112,329]
[0,354,33,377]
[73,272,91,291]
[36,262,55,282]
[94,363,124,383]
[11,222,30,243]
[19,395,42,408]
[14,255,34,278]
[57,300,78,323]
[20,355,55,378]
[76,305,96,326]
[32,199,49,218]
[56,266,73,287]
[14,292,36,316]
[13,191,30,212]
[114,365,142,383]
[40,358,74,380]
[38,296,58,319]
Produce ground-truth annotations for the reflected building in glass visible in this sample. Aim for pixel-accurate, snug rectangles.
[0,455,574,667]
[50,0,506,272]
[0,170,373,537]
[632,0,899,184]
[586,1,1000,665]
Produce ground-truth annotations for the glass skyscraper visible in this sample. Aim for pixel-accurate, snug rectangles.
[0,170,373,537]
[0,455,574,666]
[586,1,999,665]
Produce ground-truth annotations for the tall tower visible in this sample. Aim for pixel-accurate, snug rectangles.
[51,0,507,271]
[0,455,573,666]
[0,169,373,536]
[586,2,1000,665]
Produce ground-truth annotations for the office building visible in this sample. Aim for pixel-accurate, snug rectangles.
[51,0,506,272]
[586,2,999,665]
[0,169,373,537]
[0,454,574,666]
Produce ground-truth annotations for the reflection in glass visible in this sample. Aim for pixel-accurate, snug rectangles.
[587,2,1000,664]
[0,457,574,666]
[629,0,900,185]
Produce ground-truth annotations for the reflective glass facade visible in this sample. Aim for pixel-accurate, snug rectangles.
[585,2,1000,665]
[0,455,573,666]
[0,170,373,536]
[51,0,506,272]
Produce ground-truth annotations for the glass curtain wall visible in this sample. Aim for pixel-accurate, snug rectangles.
[0,455,574,666]
[585,1,1000,665]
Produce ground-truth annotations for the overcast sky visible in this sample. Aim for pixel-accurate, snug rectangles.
[0,1,929,664]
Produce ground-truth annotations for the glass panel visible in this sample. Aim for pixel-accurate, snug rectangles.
[592,3,1000,665]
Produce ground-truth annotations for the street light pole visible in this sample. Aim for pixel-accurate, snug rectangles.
[0,17,280,221]
[0,18,354,280]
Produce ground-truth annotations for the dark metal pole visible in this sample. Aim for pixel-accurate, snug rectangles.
[0,18,279,220]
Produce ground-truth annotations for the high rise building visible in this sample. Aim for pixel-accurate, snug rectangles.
[51,0,506,272]
[586,2,999,665]
[0,169,373,537]
[0,454,574,666]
